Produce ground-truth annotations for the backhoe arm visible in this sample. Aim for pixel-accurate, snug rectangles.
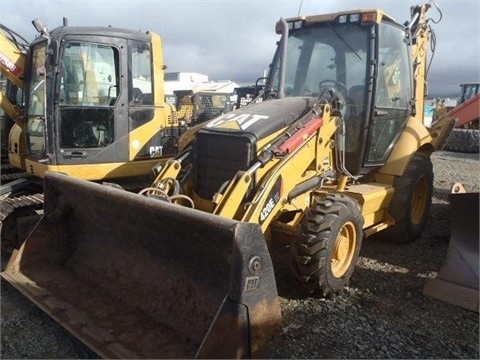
[1,24,28,126]
[407,3,432,117]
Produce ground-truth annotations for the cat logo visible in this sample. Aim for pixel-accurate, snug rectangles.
[206,113,269,130]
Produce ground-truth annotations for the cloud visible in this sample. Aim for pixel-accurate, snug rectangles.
[1,0,478,95]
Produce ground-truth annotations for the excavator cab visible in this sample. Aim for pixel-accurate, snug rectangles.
[9,21,179,183]
[267,10,414,175]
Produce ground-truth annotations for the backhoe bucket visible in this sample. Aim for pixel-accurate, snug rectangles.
[1,172,282,358]
[423,192,479,312]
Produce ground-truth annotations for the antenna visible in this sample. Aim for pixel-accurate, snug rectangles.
[297,0,303,16]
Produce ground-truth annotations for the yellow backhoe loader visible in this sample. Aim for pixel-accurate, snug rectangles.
[0,20,186,247]
[2,3,463,358]
[174,89,233,126]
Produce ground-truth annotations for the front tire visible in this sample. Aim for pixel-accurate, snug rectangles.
[291,194,363,296]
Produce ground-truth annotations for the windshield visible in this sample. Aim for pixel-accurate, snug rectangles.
[26,42,47,157]
[27,42,47,116]
[269,22,370,107]
[58,41,120,149]
[60,42,118,106]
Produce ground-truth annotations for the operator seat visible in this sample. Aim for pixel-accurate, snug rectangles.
[73,121,98,148]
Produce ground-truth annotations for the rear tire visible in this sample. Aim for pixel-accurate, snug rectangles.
[291,194,363,296]
[443,128,479,153]
[381,152,433,243]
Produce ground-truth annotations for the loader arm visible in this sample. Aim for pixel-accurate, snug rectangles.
[239,107,337,232]
[151,102,340,234]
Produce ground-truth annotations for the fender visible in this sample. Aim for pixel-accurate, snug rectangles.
[378,116,433,176]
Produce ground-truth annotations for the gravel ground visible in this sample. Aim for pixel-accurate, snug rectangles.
[1,150,479,359]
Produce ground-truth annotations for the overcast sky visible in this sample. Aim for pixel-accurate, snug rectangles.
[2,0,479,96]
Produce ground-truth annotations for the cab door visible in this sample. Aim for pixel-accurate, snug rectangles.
[365,23,412,167]
[54,36,129,165]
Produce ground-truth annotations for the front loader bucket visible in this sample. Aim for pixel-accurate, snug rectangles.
[1,172,282,358]
[423,192,479,312]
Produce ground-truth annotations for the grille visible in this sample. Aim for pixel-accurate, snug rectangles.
[193,132,255,200]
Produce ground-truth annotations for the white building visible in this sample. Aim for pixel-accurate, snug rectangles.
[164,72,239,99]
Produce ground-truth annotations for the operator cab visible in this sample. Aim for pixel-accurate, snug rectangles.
[26,26,157,165]
[266,10,413,176]
[23,22,174,179]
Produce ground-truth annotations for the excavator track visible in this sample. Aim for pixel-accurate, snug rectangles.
[1,153,43,248]
[1,170,34,182]
[0,163,152,250]
[1,193,44,250]
[1,193,44,222]
[1,153,30,181]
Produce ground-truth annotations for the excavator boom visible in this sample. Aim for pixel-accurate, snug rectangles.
[0,24,27,127]
[0,24,26,89]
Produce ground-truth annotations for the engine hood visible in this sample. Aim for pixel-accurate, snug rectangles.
[201,97,314,140]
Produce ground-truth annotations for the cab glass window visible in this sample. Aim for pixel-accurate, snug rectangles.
[27,42,47,116]
[60,42,119,106]
[367,23,412,164]
[375,23,412,109]
[129,40,153,105]
[269,22,369,102]
[58,42,118,148]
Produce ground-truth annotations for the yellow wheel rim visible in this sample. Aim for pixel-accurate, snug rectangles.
[332,221,357,278]
[411,175,428,225]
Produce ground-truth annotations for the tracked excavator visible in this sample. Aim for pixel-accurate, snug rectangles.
[2,3,462,358]
[0,20,186,247]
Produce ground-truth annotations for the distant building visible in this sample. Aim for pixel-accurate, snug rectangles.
[164,72,238,100]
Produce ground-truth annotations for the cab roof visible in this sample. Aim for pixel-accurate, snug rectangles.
[285,8,397,25]
[30,25,152,45]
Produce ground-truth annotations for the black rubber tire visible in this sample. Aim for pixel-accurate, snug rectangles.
[381,152,433,243]
[443,128,479,153]
[291,194,363,296]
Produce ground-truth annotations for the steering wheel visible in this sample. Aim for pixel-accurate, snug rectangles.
[318,79,349,98]
[318,81,348,118]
